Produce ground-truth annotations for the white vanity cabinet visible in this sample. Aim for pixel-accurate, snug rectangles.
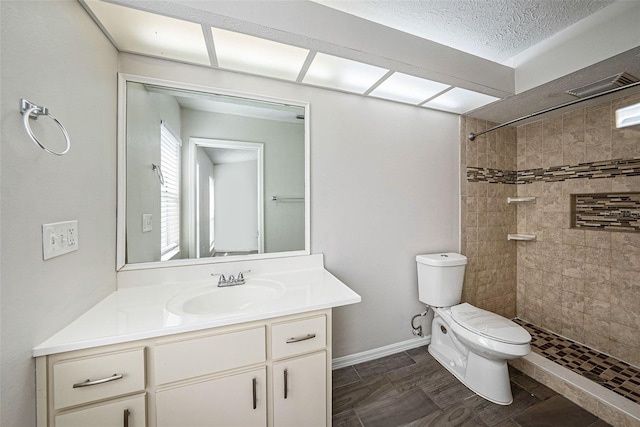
[271,315,328,427]
[36,309,332,427]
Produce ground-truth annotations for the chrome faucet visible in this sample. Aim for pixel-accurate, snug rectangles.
[215,270,251,287]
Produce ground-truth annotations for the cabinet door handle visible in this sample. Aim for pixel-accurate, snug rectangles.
[252,377,257,410]
[72,373,123,388]
[284,369,288,399]
[123,408,130,427]
[286,333,316,343]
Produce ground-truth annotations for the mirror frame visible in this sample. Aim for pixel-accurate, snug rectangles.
[117,73,311,271]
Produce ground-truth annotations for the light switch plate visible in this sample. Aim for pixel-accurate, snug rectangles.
[142,214,152,232]
[42,220,78,260]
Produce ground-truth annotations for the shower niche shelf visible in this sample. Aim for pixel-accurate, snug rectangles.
[507,234,537,241]
[507,196,536,204]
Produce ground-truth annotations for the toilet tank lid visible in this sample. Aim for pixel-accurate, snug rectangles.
[416,253,467,266]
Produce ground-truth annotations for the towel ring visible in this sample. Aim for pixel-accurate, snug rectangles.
[20,99,71,156]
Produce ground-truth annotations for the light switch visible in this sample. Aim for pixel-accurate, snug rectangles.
[142,214,152,232]
[42,220,78,260]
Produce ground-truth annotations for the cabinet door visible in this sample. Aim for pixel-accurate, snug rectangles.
[156,367,266,427]
[55,394,145,427]
[273,351,327,427]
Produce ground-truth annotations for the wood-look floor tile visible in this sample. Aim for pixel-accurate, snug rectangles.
[493,419,520,427]
[356,387,439,427]
[386,355,456,394]
[333,375,400,416]
[406,345,432,364]
[401,401,488,427]
[333,366,362,389]
[354,352,416,380]
[332,409,363,427]
[586,419,614,427]
[468,383,541,426]
[512,395,599,427]
[423,380,475,409]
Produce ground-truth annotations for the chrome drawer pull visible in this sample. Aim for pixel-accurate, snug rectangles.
[286,333,316,343]
[284,369,288,399]
[72,373,123,388]
[252,378,257,410]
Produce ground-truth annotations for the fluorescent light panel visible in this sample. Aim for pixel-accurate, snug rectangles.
[615,102,640,128]
[369,73,450,104]
[83,0,210,65]
[424,87,500,114]
[211,28,309,81]
[302,53,389,94]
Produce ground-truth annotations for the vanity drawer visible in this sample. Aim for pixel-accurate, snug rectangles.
[54,393,146,427]
[53,347,145,410]
[272,315,326,360]
[154,326,266,385]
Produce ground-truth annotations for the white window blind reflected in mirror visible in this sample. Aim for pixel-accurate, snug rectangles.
[160,122,181,260]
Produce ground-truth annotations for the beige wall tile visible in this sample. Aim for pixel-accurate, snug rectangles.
[543,116,563,154]
[584,230,611,249]
[610,303,640,329]
[609,321,640,348]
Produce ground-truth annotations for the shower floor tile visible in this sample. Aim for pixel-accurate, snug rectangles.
[514,319,640,405]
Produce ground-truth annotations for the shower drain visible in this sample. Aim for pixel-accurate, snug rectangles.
[581,371,606,384]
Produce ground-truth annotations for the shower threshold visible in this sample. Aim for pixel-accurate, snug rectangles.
[510,319,640,426]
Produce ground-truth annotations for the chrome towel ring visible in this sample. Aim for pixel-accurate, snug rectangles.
[20,99,71,156]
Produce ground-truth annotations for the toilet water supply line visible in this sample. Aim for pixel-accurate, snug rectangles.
[411,307,430,337]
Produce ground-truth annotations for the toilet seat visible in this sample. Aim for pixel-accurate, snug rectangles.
[450,303,530,345]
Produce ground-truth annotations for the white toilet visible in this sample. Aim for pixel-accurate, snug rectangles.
[416,252,531,405]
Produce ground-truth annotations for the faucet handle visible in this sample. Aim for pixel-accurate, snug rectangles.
[237,270,251,281]
[217,274,226,285]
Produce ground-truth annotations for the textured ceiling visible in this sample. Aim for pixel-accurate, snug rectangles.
[310,0,615,63]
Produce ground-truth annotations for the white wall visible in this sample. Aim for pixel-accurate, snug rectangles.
[120,54,461,357]
[0,2,118,426]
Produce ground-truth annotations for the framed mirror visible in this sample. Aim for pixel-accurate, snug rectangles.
[117,74,310,270]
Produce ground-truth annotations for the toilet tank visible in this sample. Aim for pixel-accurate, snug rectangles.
[416,253,467,307]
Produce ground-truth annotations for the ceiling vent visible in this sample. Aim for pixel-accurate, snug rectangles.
[566,72,640,98]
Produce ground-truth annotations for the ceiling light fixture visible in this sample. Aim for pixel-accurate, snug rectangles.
[369,73,450,104]
[211,28,309,81]
[82,0,210,65]
[302,52,389,94]
[423,87,500,114]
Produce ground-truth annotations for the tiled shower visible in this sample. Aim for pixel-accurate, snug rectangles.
[460,92,640,417]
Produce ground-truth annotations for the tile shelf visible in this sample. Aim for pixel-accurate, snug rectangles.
[507,196,536,204]
[507,234,537,241]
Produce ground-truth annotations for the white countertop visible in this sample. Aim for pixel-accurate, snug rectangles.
[33,264,361,357]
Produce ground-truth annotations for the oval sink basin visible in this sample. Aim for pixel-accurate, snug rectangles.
[164,278,286,324]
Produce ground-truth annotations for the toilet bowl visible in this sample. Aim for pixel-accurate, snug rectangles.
[416,253,531,405]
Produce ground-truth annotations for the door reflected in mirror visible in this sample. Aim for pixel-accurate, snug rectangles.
[119,76,308,269]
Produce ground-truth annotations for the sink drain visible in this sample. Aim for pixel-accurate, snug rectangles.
[581,371,606,384]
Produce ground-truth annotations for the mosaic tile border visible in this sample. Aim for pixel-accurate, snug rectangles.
[467,157,640,185]
[572,192,640,232]
[513,318,640,405]
[466,167,518,184]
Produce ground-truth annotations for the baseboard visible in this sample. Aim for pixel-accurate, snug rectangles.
[332,336,431,370]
